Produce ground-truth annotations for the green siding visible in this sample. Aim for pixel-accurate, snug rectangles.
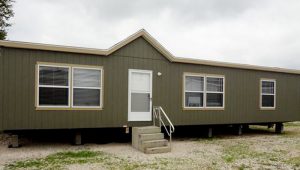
[0,37,300,130]
[0,47,3,130]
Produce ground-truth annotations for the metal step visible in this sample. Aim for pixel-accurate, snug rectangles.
[141,139,168,150]
[145,146,171,154]
[139,133,164,141]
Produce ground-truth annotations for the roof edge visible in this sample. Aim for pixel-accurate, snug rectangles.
[0,40,107,55]
[174,57,300,74]
[0,29,300,75]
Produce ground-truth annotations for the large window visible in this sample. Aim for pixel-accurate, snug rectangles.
[260,79,276,109]
[37,63,103,109]
[184,73,224,109]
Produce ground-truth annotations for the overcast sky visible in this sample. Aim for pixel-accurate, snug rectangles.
[7,0,300,69]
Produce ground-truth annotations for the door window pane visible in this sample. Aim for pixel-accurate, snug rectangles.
[185,92,203,107]
[73,68,101,87]
[206,77,223,92]
[39,66,69,86]
[185,76,204,91]
[206,93,223,107]
[39,87,68,106]
[131,72,150,92]
[73,88,100,106]
[131,93,150,112]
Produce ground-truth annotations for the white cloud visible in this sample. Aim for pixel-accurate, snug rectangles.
[7,0,300,69]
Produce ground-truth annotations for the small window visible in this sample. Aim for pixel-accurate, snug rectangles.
[184,74,224,109]
[38,65,70,107]
[260,79,276,109]
[72,68,102,108]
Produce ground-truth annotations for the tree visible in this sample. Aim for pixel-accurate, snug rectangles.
[0,0,14,40]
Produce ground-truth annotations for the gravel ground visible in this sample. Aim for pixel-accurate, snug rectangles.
[0,124,299,170]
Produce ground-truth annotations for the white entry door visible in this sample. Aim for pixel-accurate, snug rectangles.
[128,69,152,121]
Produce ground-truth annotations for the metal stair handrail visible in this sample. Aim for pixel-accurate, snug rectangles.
[153,106,175,149]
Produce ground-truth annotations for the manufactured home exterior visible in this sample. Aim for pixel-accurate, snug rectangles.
[0,29,300,131]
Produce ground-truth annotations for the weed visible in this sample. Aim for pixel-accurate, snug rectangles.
[284,122,300,127]
[286,156,300,167]
[5,150,109,170]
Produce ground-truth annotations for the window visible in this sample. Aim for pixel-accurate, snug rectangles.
[38,65,70,107]
[72,67,102,108]
[37,63,103,109]
[185,76,204,107]
[260,79,276,109]
[206,77,224,107]
[184,73,224,109]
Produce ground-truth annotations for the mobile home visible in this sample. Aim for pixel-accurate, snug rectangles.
[0,29,299,152]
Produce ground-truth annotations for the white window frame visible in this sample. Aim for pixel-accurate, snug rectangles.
[36,62,103,110]
[36,64,71,108]
[183,73,225,110]
[260,79,276,109]
[205,75,225,109]
[183,74,205,108]
[71,67,103,109]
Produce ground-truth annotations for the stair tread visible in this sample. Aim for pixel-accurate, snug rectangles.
[145,146,171,154]
[146,146,170,149]
[139,133,163,136]
[142,139,168,143]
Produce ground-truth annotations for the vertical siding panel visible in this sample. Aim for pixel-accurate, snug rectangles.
[173,63,180,124]
[15,50,23,128]
[28,50,35,129]
[8,49,16,129]
[113,55,118,126]
[0,48,3,130]
[118,56,125,126]
[3,49,8,129]
[108,56,113,126]
[23,50,30,129]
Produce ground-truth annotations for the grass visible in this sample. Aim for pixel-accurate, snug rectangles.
[222,144,254,163]
[284,122,300,127]
[5,150,108,170]
[5,150,196,170]
[286,156,300,167]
